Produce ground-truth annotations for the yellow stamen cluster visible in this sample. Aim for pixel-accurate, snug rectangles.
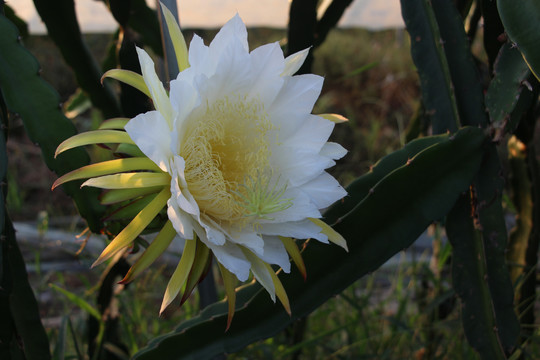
[181,94,286,224]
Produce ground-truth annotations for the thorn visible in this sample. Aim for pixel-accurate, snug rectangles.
[522,80,533,91]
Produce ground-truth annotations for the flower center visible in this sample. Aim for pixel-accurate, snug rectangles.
[181,95,284,224]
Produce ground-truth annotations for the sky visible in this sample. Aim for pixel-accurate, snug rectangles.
[10,0,404,34]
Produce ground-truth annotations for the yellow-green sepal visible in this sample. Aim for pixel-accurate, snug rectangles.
[264,262,291,316]
[121,220,177,284]
[92,187,170,267]
[100,186,163,205]
[52,157,161,190]
[180,240,212,305]
[114,143,146,158]
[82,172,170,189]
[98,117,130,130]
[160,3,189,72]
[280,236,306,280]
[160,236,198,314]
[318,113,348,124]
[55,130,135,157]
[103,193,158,221]
[101,69,151,98]
[218,262,238,331]
[309,218,348,251]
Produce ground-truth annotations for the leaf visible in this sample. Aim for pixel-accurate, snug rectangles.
[498,0,540,81]
[475,146,520,353]
[324,134,446,223]
[400,0,460,133]
[447,196,506,360]
[132,127,487,360]
[485,43,534,134]
[430,0,488,127]
[0,12,104,231]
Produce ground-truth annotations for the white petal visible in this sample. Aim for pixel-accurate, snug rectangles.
[269,75,323,138]
[211,14,249,55]
[280,114,334,152]
[270,145,335,187]
[301,172,347,209]
[271,74,323,114]
[169,79,201,153]
[248,42,285,104]
[259,187,321,223]
[243,250,276,301]
[258,236,291,273]
[282,48,310,76]
[166,201,195,240]
[260,220,327,242]
[227,230,265,255]
[135,47,174,126]
[169,79,200,124]
[195,222,251,281]
[187,34,210,75]
[169,156,199,216]
[320,142,348,160]
[199,215,227,246]
[205,38,252,101]
[125,111,172,172]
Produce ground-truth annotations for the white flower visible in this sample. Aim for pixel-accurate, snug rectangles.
[54,7,347,324]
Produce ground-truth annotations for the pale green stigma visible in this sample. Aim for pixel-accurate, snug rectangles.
[234,174,293,220]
